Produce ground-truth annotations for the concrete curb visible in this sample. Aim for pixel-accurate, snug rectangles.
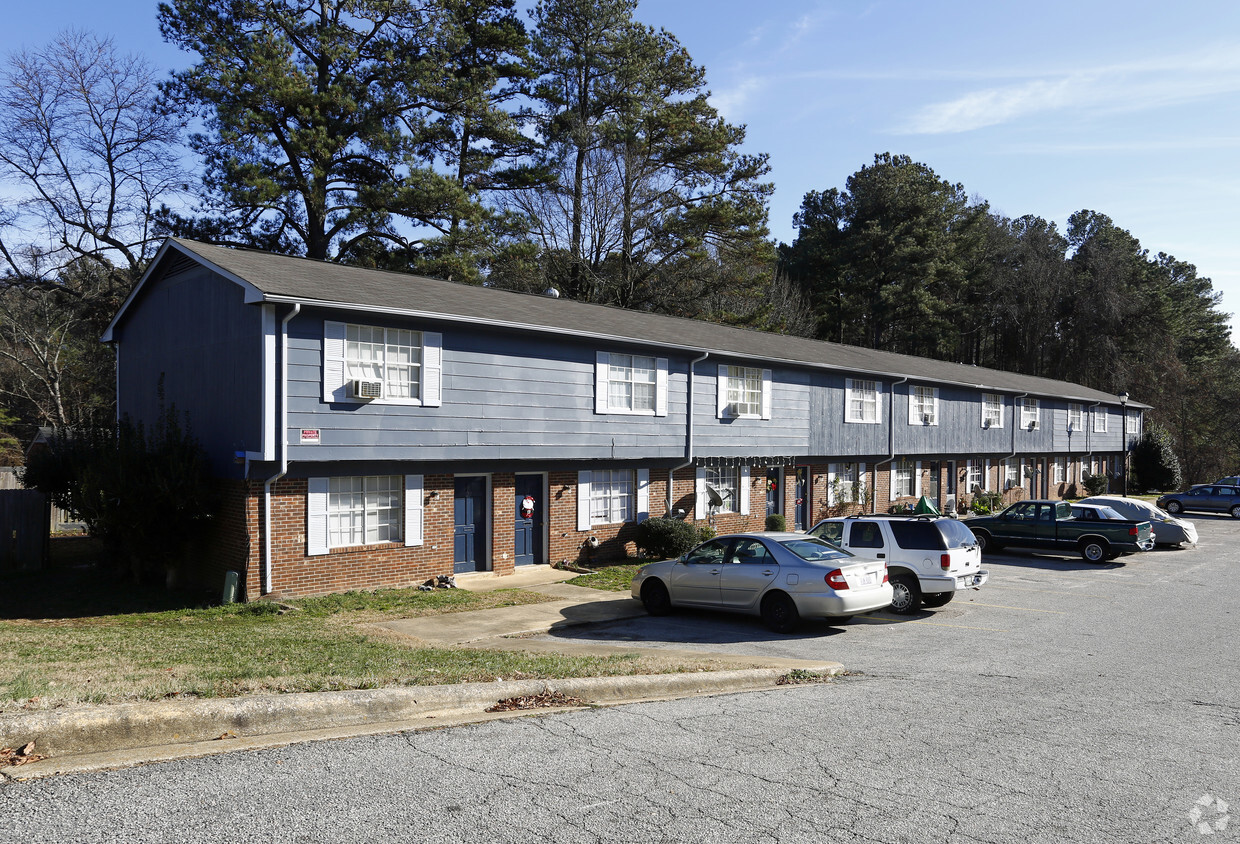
[1,665,840,777]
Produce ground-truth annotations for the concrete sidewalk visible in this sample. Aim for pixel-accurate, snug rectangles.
[0,565,843,781]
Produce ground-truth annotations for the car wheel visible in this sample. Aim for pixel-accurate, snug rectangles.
[1080,539,1108,563]
[640,579,672,616]
[921,591,954,608]
[974,531,999,553]
[1231,505,1240,519]
[1165,500,1183,514]
[888,573,922,614]
[760,591,800,634]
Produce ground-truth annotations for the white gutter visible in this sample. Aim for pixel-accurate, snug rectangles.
[1084,401,1101,463]
[875,377,910,484]
[670,351,710,515]
[263,302,300,595]
[1007,393,1028,461]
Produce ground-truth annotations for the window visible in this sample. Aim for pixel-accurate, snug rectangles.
[705,465,739,513]
[324,321,441,406]
[597,352,667,415]
[1003,459,1019,490]
[829,462,865,504]
[1126,409,1140,434]
[966,459,983,493]
[1020,397,1040,430]
[1094,409,1108,433]
[845,378,880,423]
[849,522,884,549]
[909,385,939,426]
[717,365,770,419]
[590,470,634,525]
[1053,457,1066,484]
[982,393,1003,429]
[1068,403,1084,432]
[346,325,421,400]
[327,476,402,548]
[892,459,915,498]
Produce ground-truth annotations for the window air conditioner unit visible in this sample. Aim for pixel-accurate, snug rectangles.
[350,379,382,400]
[1027,421,1038,431]
[982,419,991,429]
[922,413,933,424]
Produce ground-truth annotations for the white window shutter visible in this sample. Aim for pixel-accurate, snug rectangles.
[577,471,592,531]
[827,464,838,506]
[595,352,610,413]
[695,467,707,519]
[739,465,750,515]
[915,461,922,497]
[985,459,992,492]
[907,387,918,425]
[760,370,772,420]
[323,321,347,403]
[307,478,329,556]
[859,463,867,499]
[422,332,442,407]
[716,364,729,418]
[890,463,898,500]
[404,474,424,546]
[636,469,650,522]
[655,358,668,417]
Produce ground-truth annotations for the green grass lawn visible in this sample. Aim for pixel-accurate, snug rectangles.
[0,541,715,713]
[565,561,648,592]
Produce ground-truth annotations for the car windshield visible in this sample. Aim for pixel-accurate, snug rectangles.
[778,537,854,562]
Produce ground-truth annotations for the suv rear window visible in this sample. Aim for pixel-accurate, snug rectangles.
[890,519,977,550]
[890,521,947,551]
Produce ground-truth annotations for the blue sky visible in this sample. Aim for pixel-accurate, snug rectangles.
[5,1,1239,339]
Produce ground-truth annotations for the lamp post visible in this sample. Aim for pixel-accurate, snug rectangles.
[1119,391,1129,496]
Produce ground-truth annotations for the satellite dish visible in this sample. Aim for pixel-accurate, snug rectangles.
[705,483,724,508]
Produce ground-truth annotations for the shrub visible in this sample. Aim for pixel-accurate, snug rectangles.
[1130,424,1182,492]
[765,513,787,531]
[634,518,699,559]
[698,525,716,543]
[1082,473,1110,496]
[21,403,218,584]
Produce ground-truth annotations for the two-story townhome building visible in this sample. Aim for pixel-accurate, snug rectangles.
[103,239,1147,600]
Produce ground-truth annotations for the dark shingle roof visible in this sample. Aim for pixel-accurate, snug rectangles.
[122,238,1144,407]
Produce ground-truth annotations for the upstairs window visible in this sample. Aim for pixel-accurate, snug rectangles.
[845,378,880,423]
[324,321,441,406]
[1126,409,1140,434]
[982,393,1003,429]
[909,385,939,426]
[596,352,667,415]
[1094,409,1108,433]
[1068,403,1084,432]
[1020,397,1040,430]
[716,365,771,419]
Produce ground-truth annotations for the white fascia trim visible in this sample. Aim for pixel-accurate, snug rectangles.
[256,294,1152,409]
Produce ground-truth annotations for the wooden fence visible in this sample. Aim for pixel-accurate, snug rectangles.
[0,489,48,570]
[0,467,81,533]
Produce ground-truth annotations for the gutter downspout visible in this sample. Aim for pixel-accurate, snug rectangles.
[263,302,300,595]
[875,377,910,498]
[1006,392,1028,499]
[669,351,710,516]
[1084,401,1101,475]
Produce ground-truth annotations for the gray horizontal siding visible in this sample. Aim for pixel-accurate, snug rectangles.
[115,265,263,475]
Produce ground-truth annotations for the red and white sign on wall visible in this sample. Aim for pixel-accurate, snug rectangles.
[300,429,321,445]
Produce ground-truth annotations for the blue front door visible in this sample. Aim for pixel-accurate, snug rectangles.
[766,468,781,517]
[454,477,487,574]
[514,474,543,566]
[794,467,809,530]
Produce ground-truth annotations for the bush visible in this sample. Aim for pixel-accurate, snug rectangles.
[698,525,716,543]
[1130,424,1182,492]
[1082,473,1109,496]
[765,513,787,531]
[21,404,218,584]
[634,518,699,559]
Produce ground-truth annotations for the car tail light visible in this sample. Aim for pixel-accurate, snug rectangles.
[1129,526,1139,536]
[882,569,889,584]
[940,553,951,570]
[825,569,849,590]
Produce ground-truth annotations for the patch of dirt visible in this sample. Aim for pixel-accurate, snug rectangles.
[486,689,589,712]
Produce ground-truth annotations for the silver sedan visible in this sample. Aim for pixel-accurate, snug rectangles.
[1079,495,1198,546]
[630,532,892,633]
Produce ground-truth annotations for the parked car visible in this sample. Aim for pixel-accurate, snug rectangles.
[1077,495,1198,546]
[631,532,891,633]
[966,499,1154,562]
[1156,485,1240,518]
[1213,476,1240,486]
[807,515,987,614]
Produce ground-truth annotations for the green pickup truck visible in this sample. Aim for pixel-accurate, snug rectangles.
[965,499,1155,562]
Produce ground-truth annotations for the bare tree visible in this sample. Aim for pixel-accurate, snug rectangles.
[0,30,185,428]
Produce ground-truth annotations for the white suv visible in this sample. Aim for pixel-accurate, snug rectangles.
[808,515,988,613]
